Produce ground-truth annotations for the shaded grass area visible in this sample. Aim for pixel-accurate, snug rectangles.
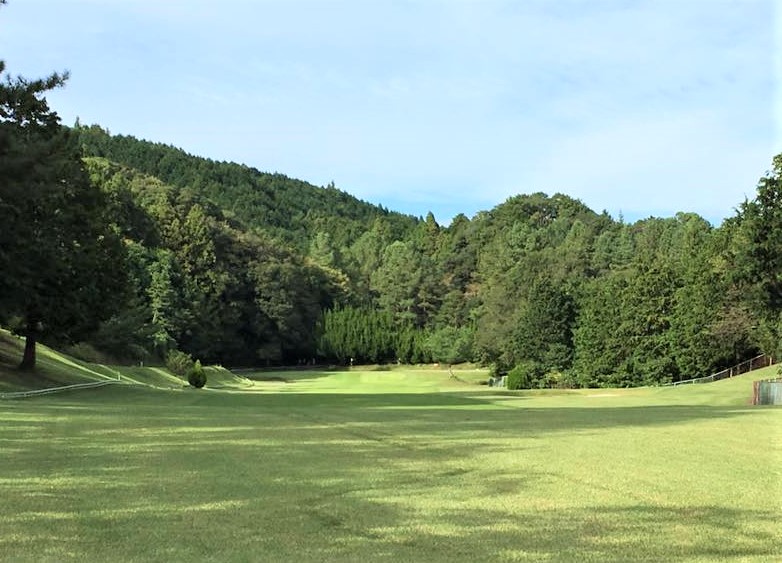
[2,375,781,562]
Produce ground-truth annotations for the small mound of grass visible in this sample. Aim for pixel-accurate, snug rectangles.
[201,366,254,389]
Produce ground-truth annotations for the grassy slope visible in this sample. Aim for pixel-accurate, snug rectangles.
[1,334,781,561]
[0,329,252,393]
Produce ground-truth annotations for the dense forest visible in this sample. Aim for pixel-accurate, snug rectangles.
[3,52,782,387]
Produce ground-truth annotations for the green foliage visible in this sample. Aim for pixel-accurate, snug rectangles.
[187,359,206,388]
[729,155,782,356]
[89,301,156,362]
[81,158,340,366]
[506,360,544,390]
[426,326,474,365]
[52,142,782,386]
[64,342,114,365]
[572,275,629,387]
[317,306,432,365]
[370,241,423,326]
[472,193,604,372]
[0,61,128,369]
[512,278,576,373]
[74,124,419,255]
[166,350,194,377]
[396,326,432,364]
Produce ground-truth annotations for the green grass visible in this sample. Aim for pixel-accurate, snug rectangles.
[1,333,781,561]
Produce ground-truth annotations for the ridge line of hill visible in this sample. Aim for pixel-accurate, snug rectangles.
[73,123,420,251]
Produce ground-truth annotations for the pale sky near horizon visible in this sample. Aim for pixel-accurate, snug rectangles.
[1,0,778,225]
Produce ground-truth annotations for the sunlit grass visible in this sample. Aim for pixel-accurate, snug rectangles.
[2,363,781,561]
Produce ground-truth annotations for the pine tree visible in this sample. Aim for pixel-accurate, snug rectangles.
[0,61,128,369]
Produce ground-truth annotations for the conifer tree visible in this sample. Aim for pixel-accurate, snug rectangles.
[0,56,127,369]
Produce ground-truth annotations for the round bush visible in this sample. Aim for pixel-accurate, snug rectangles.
[187,360,207,389]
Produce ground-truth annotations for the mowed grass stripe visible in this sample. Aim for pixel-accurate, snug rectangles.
[1,371,780,562]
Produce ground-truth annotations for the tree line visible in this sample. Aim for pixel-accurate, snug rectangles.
[2,46,782,386]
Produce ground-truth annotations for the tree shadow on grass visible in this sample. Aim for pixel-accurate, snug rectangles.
[22,385,769,436]
[2,388,779,562]
[339,502,781,562]
[4,453,777,563]
[234,390,766,434]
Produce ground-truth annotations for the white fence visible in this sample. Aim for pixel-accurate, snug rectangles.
[0,379,132,400]
[668,354,773,386]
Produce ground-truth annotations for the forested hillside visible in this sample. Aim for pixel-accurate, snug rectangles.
[72,128,782,385]
[75,124,419,252]
[3,55,782,386]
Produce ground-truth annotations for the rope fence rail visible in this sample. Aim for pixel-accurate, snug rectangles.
[0,379,134,400]
[667,354,773,386]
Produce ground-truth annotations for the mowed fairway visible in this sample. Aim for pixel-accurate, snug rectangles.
[1,368,781,562]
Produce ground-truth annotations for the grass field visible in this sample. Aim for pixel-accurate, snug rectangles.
[1,336,781,561]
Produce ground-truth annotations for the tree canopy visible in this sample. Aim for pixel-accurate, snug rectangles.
[0,62,127,369]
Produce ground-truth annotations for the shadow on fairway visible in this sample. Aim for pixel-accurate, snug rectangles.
[2,386,778,562]
[307,502,781,562]
[26,385,765,435]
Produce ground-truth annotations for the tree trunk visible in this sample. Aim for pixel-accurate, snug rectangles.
[19,325,37,371]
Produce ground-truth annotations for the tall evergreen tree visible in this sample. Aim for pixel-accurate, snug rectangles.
[730,155,782,356]
[0,61,127,369]
[512,278,576,374]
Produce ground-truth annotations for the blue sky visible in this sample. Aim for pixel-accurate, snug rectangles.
[1,0,778,225]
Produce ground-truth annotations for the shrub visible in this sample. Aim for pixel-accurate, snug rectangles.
[166,350,193,377]
[506,360,544,390]
[66,342,113,364]
[187,360,207,389]
[540,370,574,389]
[556,370,580,389]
